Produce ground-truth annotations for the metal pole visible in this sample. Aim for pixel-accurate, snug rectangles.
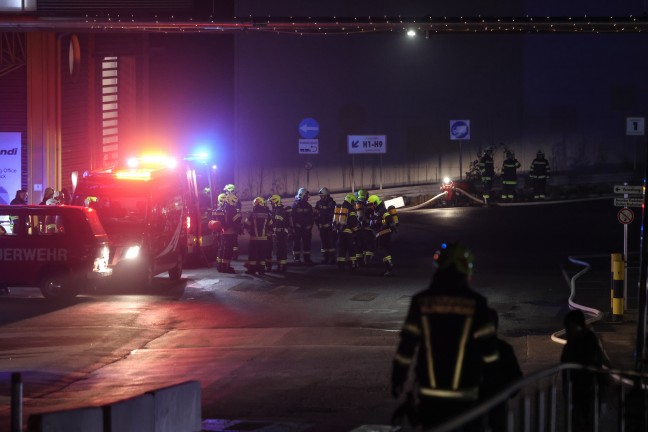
[459,140,463,180]
[351,155,355,193]
[379,154,383,191]
[11,372,22,432]
[635,143,648,371]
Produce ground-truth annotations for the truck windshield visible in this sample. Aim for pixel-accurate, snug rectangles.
[72,189,148,233]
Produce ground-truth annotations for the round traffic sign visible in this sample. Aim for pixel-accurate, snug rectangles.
[298,118,320,139]
[617,207,634,225]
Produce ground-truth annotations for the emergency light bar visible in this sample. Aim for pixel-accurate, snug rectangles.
[127,155,178,169]
[114,170,153,181]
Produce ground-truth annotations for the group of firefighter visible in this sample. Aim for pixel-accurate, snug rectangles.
[209,185,399,277]
[477,147,550,203]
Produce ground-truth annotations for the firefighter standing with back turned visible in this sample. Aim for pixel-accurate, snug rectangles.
[214,194,241,274]
[355,188,375,266]
[530,149,550,200]
[367,195,398,276]
[267,194,292,273]
[314,187,337,264]
[333,193,359,271]
[223,184,243,259]
[244,197,273,275]
[391,243,499,430]
[291,188,314,264]
[501,150,521,202]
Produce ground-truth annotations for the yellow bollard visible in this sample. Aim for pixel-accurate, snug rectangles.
[612,258,625,321]
[611,253,623,312]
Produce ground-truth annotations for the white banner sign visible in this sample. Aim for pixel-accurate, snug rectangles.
[298,139,319,154]
[0,133,21,205]
[347,135,387,154]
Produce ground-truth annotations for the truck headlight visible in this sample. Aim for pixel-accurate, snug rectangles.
[124,245,141,260]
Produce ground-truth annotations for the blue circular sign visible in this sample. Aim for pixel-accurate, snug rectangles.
[299,118,320,139]
[450,120,470,140]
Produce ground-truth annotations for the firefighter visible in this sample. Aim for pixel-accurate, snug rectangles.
[391,242,499,430]
[478,147,495,204]
[214,193,242,273]
[9,189,27,232]
[314,187,337,264]
[355,188,375,266]
[209,193,227,267]
[244,197,273,275]
[333,193,359,271]
[501,149,521,201]
[530,149,550,200]
[367,195,398,276]
[267,194,292,272]
[291,187,314,264]
[223,183,243,259]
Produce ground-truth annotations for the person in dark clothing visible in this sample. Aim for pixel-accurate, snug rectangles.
[529,150,550,200]
[478,147,495,204]
[10,189,27,205]
[244,197,273,275]
[391,242,499,430]
[267,194,292,272]
[291,188,314,264]
[333,193,359,271]
[214,194,242,273]
[481,308,523,431]
[560,309,611,432]
[39,187,54,205]
[314,187,337,264]
[501,150,521,201]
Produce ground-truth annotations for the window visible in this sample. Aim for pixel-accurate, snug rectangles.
[102,56,119,167]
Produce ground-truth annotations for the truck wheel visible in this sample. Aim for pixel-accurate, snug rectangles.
[40,272,78,299]
[168,255,183,281]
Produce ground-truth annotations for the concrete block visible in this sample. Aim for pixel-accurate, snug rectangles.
[27,406,103,432]
[103,393,154,432]
[147,380,201,432]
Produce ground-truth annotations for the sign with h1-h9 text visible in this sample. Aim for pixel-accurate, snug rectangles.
[347,135,387,154]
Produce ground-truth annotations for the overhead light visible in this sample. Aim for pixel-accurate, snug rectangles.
[407,29,416,37]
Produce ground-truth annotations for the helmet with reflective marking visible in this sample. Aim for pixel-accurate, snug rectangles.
[223,184,236,194]
[344,193,356,204]
[269,195,282,207]
[537,150,545,158]
[434,242,474,276]
[319,187,330,197]
[357,188,369,201]
[367,195,382,206]
[296,188,309,200]
[253,196,265,207]
[217,193,227,205]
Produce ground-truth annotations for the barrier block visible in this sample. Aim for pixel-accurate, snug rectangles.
[27,406,103,432]
[147,380,201,432]
[103,393,154,432]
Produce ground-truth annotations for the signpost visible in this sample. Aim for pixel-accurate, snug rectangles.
[614,184,643,306]
[298,118,320,190]
[347,135,387,192]
[450,120,470,180]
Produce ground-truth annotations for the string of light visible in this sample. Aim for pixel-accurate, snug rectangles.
[0,15,647,34]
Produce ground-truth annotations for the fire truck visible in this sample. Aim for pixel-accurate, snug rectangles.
[71,155,208,288]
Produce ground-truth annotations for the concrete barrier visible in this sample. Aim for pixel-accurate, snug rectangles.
[103,393,154,432]
[147,380,201,432]
[27,406,103,432]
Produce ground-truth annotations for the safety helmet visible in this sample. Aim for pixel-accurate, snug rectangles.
[484,147,493,156]
[537,150,545,158]
[253,196,265,207]
[223,184,236,194]
[319,187,330,197]
[269,194,282,207]
[357,188,369,201]
[296,188,309,200]
[217,193,227,205]
[367,195,382,206]
[505,150,514,158]
[224,194,238,206]
[434,242,474,277]
[344,193,357,204]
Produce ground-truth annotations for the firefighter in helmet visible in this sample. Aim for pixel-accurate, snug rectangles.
[314,187,337,264]
[355,188,375,266]
[367,195,398,276]
[291,188,315,264]
[501,150,521,201]
[478,147,495,204]
[391,242,499,430]
[267,194,292,272]
[244,197,273,275]
[214,193,242,273]
[223,183,243,259]
[530,149,550,200]
[333,193,359,271]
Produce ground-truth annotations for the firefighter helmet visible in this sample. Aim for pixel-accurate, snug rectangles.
[223,184,236,194]
[537,150,545,158]
[344,193,356,204]
[357,188,369,201]
[224,194,238,206]
[505,150,514,159]
[434,242,474,277]
[319,187,330,196]
[367,195,382,206]
[296,188,309,200]
[253,196,265,207]
[217,193,226,205]
[269,195,282,207]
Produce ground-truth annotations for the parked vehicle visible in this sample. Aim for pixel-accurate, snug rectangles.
[0,205,112,298]
[71,156,193,288]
